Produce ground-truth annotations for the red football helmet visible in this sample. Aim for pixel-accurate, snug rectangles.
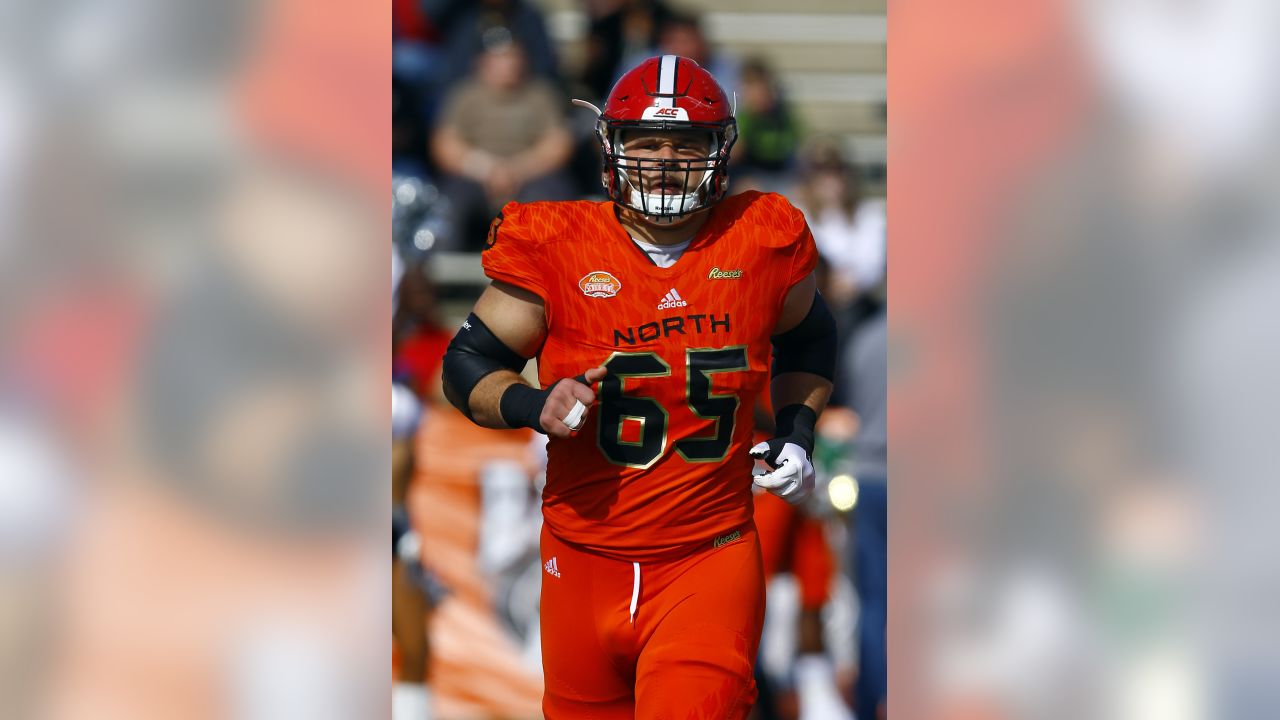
[577,55,737,223]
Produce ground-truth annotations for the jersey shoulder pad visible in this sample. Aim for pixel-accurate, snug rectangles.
[486,200,594,249]
[481,202,550,296]
[719,191,809,249]
[721,191,817,287]
[482,201,604,297]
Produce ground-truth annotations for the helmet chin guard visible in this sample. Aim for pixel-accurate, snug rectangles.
[628,186,705,221]
[578,55,737,223]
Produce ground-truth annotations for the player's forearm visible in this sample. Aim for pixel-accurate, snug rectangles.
[465,370,526,429]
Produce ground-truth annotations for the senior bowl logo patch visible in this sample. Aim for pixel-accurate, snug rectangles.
[484,212,503,248]
[579,271,622,298]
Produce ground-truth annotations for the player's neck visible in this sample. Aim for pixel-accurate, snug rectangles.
[618,206,710,247]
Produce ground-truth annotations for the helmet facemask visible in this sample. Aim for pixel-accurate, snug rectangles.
[598,122,737,225]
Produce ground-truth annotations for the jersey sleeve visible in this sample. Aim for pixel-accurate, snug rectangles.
[781,199,820,288]
[788,215,820,288]
[480,202,548,300]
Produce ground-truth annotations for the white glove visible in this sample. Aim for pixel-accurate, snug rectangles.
[750,440,815,504]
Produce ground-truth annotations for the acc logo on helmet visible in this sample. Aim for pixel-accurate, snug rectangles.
[641,106,689,121]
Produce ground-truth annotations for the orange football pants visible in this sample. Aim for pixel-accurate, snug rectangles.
[538,522,766,719]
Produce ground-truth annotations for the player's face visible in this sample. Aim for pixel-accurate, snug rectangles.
[619,128,715,196]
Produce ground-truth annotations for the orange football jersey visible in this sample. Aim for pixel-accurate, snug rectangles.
[481,191,818,560]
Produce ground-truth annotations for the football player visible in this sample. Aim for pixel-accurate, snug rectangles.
[442,55,837,718]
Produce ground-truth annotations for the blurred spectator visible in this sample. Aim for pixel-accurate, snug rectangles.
[843,310,886,720]
[396,0,559,139]
[653,13,740,98]
[430,39,575,251]
[393,261,451,400]
[394,0,439,44]
[393,75,432,176]
[581,0,677,102]
[425,0,559,97]
[794,140,885,314]
[392,382,446,720]
[391,385,426,711]
[754,490,856,720]
[609,12,741,99]
[394,0,448,156]
[733,57,803,193]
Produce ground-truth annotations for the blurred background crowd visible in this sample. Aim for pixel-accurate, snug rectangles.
[390,0,886,717]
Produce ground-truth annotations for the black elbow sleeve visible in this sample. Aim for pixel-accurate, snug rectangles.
[770,291,838,381]
[441,314,529,419]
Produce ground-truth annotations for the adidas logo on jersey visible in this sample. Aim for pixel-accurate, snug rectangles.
[657,288,688,310]
[544,556,561,578]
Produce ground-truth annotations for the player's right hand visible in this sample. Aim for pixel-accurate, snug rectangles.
[539,366,606,438]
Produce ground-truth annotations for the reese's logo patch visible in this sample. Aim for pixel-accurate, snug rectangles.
[579,271,622,298]
[713,530,742,549]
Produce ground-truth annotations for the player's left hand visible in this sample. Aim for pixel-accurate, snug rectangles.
[750,439,815,504]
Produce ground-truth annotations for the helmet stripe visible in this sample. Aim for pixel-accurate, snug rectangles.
[657,55,677,108]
